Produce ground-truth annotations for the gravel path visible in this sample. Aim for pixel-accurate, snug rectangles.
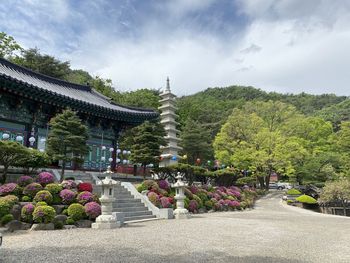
[1,192,350,263]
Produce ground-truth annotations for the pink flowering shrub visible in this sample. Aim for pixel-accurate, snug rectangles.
[84,202,101,219]
[147,192,160,206]
[33,190,53,204]
[36,172,55,186]
[0,183,21,196]
[189,185,199,194]
[61,180,77,190]
[17,176,34,187]
[77,191,94,205]
[23,183,43,198]
[160,196,172,208]
[188,200,199,213]
[59,189,76,204]
[158,180,169,190]
[21,203,35,222]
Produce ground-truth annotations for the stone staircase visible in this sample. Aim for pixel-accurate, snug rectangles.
[113,184,157,222]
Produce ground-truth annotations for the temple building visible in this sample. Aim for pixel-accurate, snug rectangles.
[159,78,182,167]
[0,58,158,170]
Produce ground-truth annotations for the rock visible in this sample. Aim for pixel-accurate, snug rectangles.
[10,204,22,220]
[5,220,24,232]
[75,219,92,228]
[54,215,67,223]
[52,205,65,215]
[21,223,32,230]
[63,225,76,230]
[30,223,55,231]
[198,208,207,214]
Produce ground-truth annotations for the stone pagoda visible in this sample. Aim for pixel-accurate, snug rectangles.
[159,78,182,167]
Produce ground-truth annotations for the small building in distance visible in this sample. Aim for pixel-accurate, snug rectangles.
[0,58,158,171]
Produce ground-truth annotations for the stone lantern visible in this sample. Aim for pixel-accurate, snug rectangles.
[92,166,121,229]
[172,172,190,219]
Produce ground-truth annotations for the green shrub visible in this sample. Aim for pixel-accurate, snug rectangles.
[296,194,318,204]
[65,217,75,225]
[192,194,203,208]
[67,203,86,221]
[184,197,190,209]
[197,192,209,203]
[32,205,56,223]
[1,195,19,206]
[287,200,294,204]
[204,200,214,210]
[21,196,31,202]
[34,190,53,204]
[45,183,63,195]
[0,214,14,225]
[287,189,302,195]
[52,194,62,205]
[62,209,68,215]
[0,199,11,218]
[137,184,148,193]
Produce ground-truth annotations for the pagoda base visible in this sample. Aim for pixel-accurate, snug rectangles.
[91,215,122,229]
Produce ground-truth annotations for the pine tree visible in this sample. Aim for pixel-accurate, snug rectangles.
[47,109,89,181]
[129,120,166,176]
[180,119,213,165]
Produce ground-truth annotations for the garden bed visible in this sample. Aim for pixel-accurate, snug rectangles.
[0,172,101,231]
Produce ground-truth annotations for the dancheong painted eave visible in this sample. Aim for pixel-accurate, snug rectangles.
[0,58,158,123]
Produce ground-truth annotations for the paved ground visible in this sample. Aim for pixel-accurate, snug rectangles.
[1,192,350,263]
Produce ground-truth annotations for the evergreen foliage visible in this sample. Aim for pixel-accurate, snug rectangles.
[128,120,166,176]
[0,141,29,184]
[46,109,89,180]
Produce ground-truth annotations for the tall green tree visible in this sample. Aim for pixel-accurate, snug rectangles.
[0,32,23,58]
[46,109,89,180]
[180,119,213,165]
[12,48,71,79]
[128,120,166,176]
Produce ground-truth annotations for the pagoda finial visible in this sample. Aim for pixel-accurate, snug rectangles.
[166,77,170,91]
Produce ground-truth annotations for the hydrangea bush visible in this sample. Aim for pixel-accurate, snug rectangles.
[67,203,86,221]
[137,179,257,214]
[78,183,93,193]
[61,180,77,190]
[36,172,55,186]
[21,203,35,222]
[17,176,34,187]
[76,191,94,205]
[84,202,101,219]
[0,183,21,196]
[59,189,76,204]
[33,190,53,204]
[23,183,43,198]
[32,205,56,223]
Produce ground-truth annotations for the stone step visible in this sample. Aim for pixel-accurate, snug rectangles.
[114,207,149,213]
[113,202,146,208]
[124,214,156,222]
[125,217,159,224]
[116,198,143,203]
[123,210,153,217]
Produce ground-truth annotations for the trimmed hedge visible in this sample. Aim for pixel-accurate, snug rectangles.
[296,194,318,204]
[287,189,302,195]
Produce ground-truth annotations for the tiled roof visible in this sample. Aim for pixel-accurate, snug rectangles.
[0,58,157,118]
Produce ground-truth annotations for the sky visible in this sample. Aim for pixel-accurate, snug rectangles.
[1,0,350,96]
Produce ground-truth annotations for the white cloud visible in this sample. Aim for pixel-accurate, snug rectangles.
[2,0,350,96]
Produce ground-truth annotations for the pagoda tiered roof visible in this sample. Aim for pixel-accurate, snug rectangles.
[0,58,158,123]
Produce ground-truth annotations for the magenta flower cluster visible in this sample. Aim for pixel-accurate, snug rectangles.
[23,183,43,197]
[17,176,34,187]
[22,203,35,215]
[36,172,55,185]
[160,196,171,208]
[77,191,94,205]
[188,200,199,213]
[59,189,76,204]
[84,202,101,219]
[61,180,77,189]
[158,180,169,190]
[0,183,20,196]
